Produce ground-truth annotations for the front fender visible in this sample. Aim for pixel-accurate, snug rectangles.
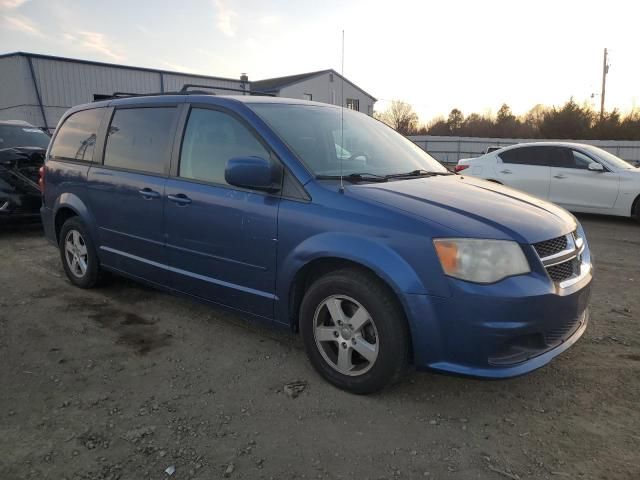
[276,232,446,325]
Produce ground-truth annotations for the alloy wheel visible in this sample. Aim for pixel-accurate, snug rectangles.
[64,229,88,278]
[313,295,379,376]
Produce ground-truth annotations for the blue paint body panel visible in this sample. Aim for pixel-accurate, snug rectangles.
[41,94,593,378]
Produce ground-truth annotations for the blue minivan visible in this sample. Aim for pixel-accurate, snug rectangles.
[41,93,592,393]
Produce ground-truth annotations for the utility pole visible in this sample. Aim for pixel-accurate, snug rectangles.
[600,48,609,122]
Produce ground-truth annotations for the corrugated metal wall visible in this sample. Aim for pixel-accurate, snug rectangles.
[162,73,244,93]
[0,53,248,131]
[0,55,41,126]
[31,56,162,130]
[409,135,640,165]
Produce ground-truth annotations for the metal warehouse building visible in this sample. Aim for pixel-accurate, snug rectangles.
[0,52,376,132]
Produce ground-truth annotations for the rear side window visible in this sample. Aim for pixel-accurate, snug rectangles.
[179,108,270,185]
[499,146,557,166]
[50,108,104,162]
[104,107,176,175]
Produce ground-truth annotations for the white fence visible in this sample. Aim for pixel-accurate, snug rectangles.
[408,135,640,166]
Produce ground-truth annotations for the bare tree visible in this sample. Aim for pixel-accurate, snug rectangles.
[377,100,419,135]
[522,104,548,136]
[496,104,516,124]
[447,108,464,133]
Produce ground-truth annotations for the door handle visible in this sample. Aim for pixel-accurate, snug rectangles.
[553,174,567,179]
[138,188,160,199]
[167,193,192,206]
[500,169,512,174]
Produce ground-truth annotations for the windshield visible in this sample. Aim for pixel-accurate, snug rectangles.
[582,145,637,170]
[0,125,50,150]
[249,104,447,177]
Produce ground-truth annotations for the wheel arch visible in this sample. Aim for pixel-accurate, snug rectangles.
[52,192,97,243]
[286,256,415,362]
[276,232,431,346]
[632,193,640,219]
[54,206,78,242]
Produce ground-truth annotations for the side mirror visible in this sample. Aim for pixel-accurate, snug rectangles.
[225,156,282,193]
[588,162,604,172]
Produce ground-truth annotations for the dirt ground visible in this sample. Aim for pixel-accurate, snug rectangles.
[1,214,638,480]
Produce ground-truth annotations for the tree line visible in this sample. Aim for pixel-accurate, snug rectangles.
[375,99,640,140]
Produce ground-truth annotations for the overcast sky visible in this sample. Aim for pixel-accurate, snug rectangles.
[1,0,638,123]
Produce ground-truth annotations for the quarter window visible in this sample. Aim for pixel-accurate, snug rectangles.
[50,108,104,162]
[103,107,176,175]
[179,108,270,185]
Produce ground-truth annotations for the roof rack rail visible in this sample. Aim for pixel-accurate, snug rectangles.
[179,84,276,96]
[92,84,277,102]
[112,91,146,97]
[93,92,167,101]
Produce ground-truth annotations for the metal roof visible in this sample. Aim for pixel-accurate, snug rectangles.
[0,51,243,83]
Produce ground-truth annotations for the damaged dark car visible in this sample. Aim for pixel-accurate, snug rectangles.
[0,121,50,223]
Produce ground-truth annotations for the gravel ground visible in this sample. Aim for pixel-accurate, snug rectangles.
[1,214,638,480]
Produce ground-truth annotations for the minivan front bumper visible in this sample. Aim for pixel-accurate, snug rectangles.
[404,264,592,378]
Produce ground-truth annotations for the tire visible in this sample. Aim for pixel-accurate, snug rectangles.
[59,217,101,288]
[299,268,409,394]
[633,196,640,223]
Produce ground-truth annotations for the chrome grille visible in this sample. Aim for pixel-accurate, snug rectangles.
[533,231,585,286]
[533,235,567,258]
[546,257,580,282]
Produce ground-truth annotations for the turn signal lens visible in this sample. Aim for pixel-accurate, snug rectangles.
[433,240,459,273]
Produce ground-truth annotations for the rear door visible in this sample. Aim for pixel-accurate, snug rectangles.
[164,105,280,318]
[87,105,179,283]
[496,146,552,199]
[548,147,619,210]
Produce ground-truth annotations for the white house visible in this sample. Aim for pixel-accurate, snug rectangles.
[253,69,377,115]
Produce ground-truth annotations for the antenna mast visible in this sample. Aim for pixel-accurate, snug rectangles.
[339,30,345,193]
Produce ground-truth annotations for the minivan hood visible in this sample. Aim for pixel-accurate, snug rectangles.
[348,175,576,244]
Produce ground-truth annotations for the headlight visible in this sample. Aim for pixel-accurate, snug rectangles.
[433,238,530,283]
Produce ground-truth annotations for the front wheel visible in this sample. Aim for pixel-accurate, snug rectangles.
[299,268,409,394]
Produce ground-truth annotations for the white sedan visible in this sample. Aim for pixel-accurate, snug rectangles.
[455,142,640,221]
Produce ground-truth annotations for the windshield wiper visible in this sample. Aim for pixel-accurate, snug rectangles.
[317,173,388,183]
[385,169,455,179]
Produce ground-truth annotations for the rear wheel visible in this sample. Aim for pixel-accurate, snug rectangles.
[59,217,101,288]
[299,268,409,394]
